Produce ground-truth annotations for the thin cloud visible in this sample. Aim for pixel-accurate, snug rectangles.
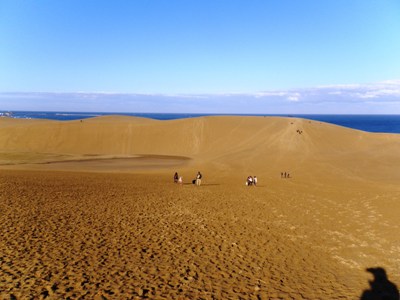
[287,93,301,102]
[1,80,400,113]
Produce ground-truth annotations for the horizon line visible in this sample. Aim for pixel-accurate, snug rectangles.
[2,109,400,116]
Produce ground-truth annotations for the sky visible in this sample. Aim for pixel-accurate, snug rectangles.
[1,0,400,113]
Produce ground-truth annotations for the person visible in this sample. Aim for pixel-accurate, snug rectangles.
[174,172,179,183]
[178,176,183,184]
[253,176,257,186]
[196,171,202,186]
[247,176,253,186]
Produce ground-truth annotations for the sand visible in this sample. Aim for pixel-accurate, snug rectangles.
[0,116,399,299]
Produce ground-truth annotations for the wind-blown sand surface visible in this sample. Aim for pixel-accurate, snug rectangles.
[1,116,399,299]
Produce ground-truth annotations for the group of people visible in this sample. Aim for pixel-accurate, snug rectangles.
[175,171,295,186]
[174,171,202,186]
[246,176,257,186]
[174,172,263,187]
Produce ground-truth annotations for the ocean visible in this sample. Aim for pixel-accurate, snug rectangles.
[1,111,400,134]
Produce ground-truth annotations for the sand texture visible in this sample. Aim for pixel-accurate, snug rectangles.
[1,116,399,299]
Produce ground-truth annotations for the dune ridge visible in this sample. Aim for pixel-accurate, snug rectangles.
[1,115,400,182]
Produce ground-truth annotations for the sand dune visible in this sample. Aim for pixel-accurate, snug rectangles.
[0,116,399,299]
[1,115,400,181]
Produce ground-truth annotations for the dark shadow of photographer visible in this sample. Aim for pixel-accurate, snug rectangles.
[360,267,399,300]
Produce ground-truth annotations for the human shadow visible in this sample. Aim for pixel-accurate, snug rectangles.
[360,267,399,300]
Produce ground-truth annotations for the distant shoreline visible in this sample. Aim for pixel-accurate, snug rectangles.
[1,111,400,133]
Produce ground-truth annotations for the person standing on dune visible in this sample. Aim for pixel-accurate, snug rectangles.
[174,172,179,183]
[196,171,202,186]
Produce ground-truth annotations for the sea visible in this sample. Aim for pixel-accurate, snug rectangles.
[1,111,400,134]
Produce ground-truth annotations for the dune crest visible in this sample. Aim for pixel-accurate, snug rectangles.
[1,115,399,182]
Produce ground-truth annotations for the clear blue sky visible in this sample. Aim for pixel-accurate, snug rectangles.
[1,0,400,113]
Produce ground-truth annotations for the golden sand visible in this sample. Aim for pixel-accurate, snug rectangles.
[0,116,399,299]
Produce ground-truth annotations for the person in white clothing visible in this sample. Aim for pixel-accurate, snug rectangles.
[196,171,202,186]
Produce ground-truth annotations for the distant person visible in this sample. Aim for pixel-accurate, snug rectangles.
[178,176,183,184]
[284,172,287,178]
[247,176,253,186]
[196,171,202,186]
[253,176,257,186]
[281,172,283,179]
[174,172,179,183]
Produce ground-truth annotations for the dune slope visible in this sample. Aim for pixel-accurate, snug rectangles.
[1,115,400,182]
[1,116,400,299]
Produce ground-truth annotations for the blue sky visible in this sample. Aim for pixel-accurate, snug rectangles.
[1,0,400,113]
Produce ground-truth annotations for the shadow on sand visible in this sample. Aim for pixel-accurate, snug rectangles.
[360,267,399,300]
[181,182,220,186]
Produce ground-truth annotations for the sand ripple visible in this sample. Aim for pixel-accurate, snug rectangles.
[1,170,399,299]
